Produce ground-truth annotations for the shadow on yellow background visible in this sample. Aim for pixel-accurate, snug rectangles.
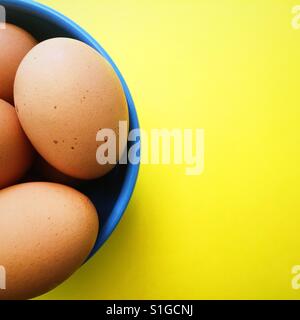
[38,0,300,299]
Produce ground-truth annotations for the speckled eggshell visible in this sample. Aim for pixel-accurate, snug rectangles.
[0,99,34,189]
[14,38,129,180]
[0,182,99,300]
[0,23,37,103]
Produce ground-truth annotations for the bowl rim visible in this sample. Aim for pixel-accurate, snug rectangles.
[0,0,140,258]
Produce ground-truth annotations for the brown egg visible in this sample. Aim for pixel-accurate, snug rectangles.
[0,182,99,300]
[0,99,34,189]
[14,37,129,180]
[0,23,37,103]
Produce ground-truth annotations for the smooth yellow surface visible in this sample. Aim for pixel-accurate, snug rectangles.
[37,0,300,299]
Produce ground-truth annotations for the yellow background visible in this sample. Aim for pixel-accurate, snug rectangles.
[38,0,300,299]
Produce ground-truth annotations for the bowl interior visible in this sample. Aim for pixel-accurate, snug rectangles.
[1,0,139,257]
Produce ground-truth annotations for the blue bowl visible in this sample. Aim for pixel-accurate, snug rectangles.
[0,0,140,258]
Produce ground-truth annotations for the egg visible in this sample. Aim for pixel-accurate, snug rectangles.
[0,23,37,103]
[0,182,99,300]
[14,37,129,180]
[0,99,34,189]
